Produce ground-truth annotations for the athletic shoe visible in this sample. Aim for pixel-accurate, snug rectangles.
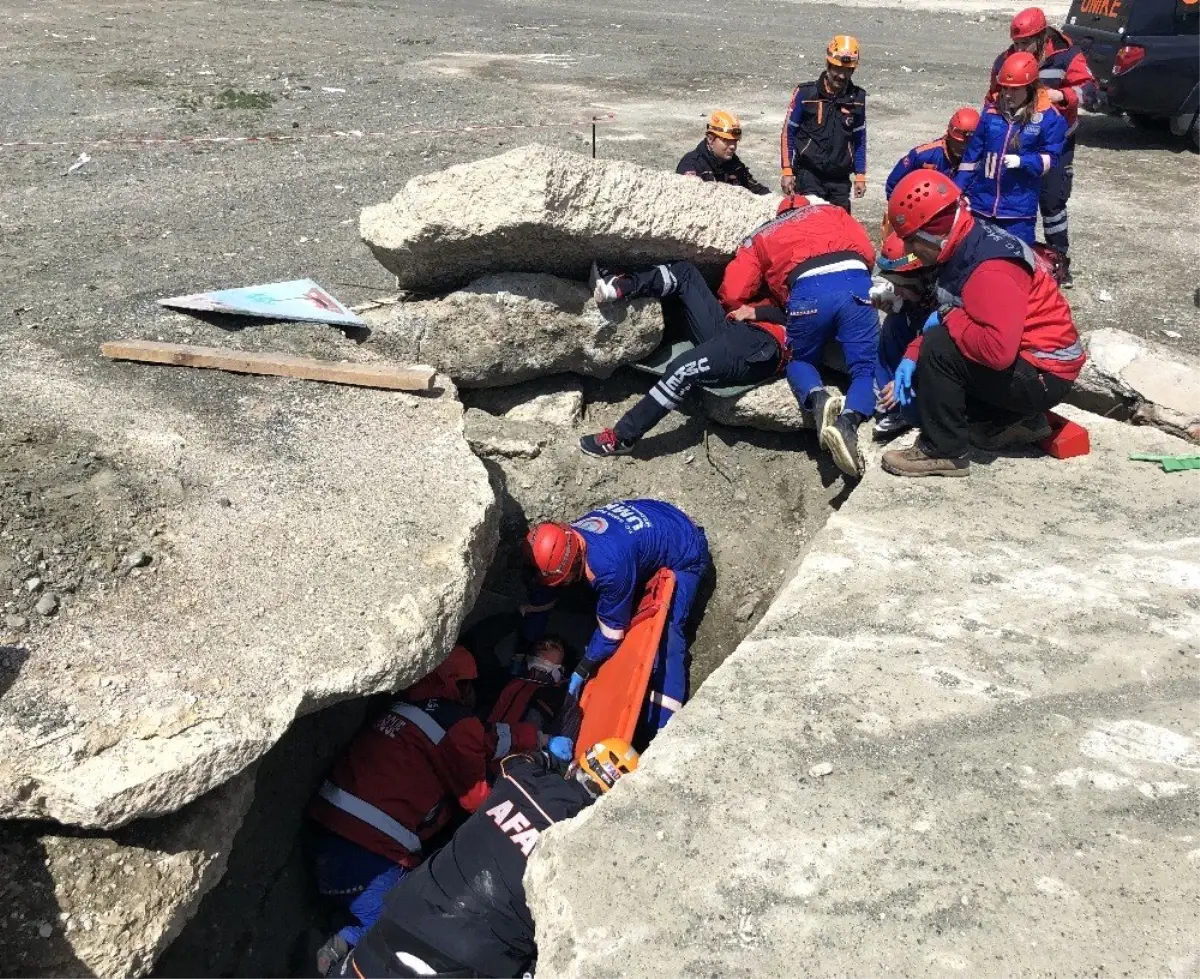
[872,410,913,442]
[820,413,865,477]
[1060,254,1073,288]
[969,413,1052,450]
[806,388,843,434]
[579,428,635,457]
[316,935,349,978]
[589,261,627,304]
[882,441,970,477]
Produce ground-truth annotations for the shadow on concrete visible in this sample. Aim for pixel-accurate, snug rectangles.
[0,643,30,701]
[1074,111,1196,154]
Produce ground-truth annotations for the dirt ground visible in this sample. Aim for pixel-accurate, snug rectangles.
[1,0,1197,975]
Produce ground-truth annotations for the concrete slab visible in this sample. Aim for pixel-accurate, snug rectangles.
[528,405,1200,977]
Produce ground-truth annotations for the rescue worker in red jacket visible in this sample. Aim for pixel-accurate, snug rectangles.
[307,645,544,976]
[880,170,1086,478]
[987,6,1098,284]
[719,194,878,478]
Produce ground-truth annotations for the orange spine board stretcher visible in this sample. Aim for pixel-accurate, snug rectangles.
[577,568,676,749]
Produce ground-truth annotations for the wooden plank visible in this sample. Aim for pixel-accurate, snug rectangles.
[100,340,436,392]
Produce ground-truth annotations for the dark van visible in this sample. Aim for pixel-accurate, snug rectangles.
[1063,0,1199,146]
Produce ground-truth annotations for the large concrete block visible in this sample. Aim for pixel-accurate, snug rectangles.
[0,341,497,830]
[1071,328,1200,441]
[360,144,780,293]
[528,407,1199,977]
[363,274,661,388]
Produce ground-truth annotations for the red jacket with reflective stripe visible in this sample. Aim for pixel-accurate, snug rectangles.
[718,202,876,311]
[308,697,538,866]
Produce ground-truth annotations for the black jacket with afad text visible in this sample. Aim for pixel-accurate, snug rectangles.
[349,752,593,979]
[676,140,770,195]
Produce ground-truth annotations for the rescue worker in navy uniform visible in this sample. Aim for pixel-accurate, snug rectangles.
[579,259,788,458]
[307,646,545,976]
[523,498,710,738]
[340,739,640,978]
[780,35,867,212]
[676,110,770,195]
[884,108,980,202]
[986,5,1098,285]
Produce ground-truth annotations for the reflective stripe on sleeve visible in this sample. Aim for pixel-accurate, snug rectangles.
[1040,153,1051,173]
[597,619,626,641]
[958,161,978,172]
[317,782,423,853]
[389,702,448,744]
[649,691,684,713]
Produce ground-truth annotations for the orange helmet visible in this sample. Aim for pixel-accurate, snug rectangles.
[946,106,980,143]
[524,522,582,587]
[573,738,640,797]
[887,170,961,238]
[997,51,1039,87]
[826,35,860,68]
[706,109,742,141]
[1010,6,1048,40]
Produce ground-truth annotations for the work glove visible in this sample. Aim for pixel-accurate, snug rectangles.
[894,359,917,407]
[1003,154,1021,170]
[567,671,587,698]
[548,736,575,764]
[922,310,941,333]
[868,276,902,313]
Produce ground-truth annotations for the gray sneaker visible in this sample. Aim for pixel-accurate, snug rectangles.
[969,414,1052,450]
[872,410,914,442]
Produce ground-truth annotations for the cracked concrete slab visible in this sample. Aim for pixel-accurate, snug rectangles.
[528,405,1200,977]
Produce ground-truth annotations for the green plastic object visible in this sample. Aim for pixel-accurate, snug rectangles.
[1128,452,1200,472]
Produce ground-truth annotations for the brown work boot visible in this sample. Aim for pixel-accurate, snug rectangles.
[882,440,970,477]
[969,414,1052,450]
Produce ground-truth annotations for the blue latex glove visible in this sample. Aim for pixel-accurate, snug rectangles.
[894,359,917,407]
[568,672,586,698]
[548,736,574,763]
[922,310,941,333]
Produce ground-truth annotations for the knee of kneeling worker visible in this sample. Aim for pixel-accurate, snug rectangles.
[918,322,956,362]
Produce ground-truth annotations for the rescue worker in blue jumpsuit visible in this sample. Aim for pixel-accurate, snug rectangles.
[522,499,710,743]
[884,107,980,200]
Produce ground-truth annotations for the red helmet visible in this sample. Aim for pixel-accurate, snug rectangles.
[877,233,922,273]
[777,193,814,215]
[997,51,1039,87]
[887,170,961,237]
[946,106,980,142]
[525,522,582,586]
[1010,6,1048,40]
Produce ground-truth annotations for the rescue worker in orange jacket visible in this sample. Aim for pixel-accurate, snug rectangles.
[885,107,980,200]
[881,170,1086,478]
[308,646,544,976]
[676,110,770,194]
[986,6,1098,283]
[719,193,878,478]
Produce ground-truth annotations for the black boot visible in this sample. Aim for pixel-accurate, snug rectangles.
[820,411,866,477]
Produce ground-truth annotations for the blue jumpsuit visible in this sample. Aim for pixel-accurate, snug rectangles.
[527,499,710,731]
